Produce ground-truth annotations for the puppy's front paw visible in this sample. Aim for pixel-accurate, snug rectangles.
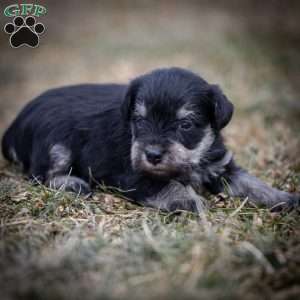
[167,199,199,213]
[270,193,300,213]
[145,181,206,213]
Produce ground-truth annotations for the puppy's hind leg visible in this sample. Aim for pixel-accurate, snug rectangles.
[43,144,91,195]
[47,175,91,195]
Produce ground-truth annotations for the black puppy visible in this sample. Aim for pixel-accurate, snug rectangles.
[2,68,299,212]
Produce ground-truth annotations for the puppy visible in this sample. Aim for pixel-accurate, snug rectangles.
[2,68,299,212]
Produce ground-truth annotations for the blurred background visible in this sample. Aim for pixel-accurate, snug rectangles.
[0,0,299,171]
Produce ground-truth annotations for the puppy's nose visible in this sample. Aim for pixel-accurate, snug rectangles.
[145,146,163,165]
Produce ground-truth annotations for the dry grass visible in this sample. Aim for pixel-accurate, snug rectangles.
[0,2,300,300]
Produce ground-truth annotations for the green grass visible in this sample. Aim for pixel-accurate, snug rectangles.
[1,2,300,300]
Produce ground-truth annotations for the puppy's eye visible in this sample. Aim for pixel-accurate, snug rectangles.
[179,120,193,131]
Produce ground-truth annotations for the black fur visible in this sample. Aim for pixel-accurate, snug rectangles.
[2,67,299,212]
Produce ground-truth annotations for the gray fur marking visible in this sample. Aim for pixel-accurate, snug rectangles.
[9,147,18,162]
[134,102,147,118]
[48,144,72,178]
[9,147,24,169]
[207,151,233,177]
[176,106,196,119]
[169,125,215,165]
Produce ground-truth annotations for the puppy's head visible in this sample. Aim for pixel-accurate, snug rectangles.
[122,67,233,178]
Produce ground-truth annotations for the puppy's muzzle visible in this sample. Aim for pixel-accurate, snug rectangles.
[131,140,182,177]
[144,145,164,165]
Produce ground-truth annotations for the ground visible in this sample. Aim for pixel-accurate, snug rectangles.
[0,2,300,300]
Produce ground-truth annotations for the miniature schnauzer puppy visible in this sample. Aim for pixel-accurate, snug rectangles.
[2,67,299,212]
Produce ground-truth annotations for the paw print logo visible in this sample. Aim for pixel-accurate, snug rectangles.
[4,16,45,48]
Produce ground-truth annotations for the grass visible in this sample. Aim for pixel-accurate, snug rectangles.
[0,163,299,300]
[0,2,300,300]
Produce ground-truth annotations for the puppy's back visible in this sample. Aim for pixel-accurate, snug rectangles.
[1,83,126,168]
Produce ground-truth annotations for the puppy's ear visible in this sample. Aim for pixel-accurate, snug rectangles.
[208,85,234,130]
[121,79,140,122]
